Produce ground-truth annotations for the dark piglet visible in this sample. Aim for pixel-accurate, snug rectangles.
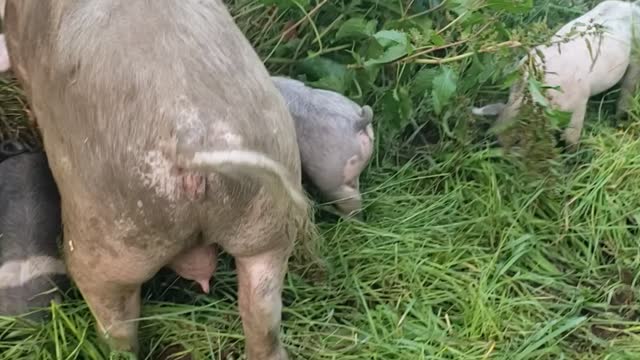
[0,139,35,162]
[0,151,66,320]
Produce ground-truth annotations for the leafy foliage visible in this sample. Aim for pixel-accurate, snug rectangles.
[228,0,606,152]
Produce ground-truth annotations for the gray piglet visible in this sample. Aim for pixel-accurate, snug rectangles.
[272,76,375,218]
[0,151,67,321]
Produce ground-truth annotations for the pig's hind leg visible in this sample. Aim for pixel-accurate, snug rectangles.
[234,248,290,360]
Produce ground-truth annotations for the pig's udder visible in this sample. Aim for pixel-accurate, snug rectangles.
[168,245,217,294]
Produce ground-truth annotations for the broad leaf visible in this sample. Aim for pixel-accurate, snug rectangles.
[336,18,377,41]
[364,30,413,66]
[431,66,458,115]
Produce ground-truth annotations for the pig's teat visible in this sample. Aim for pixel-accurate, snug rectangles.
[196,278,211,294]
[168,244,218,294]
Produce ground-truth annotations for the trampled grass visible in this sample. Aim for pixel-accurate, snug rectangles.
[2,0,640,359]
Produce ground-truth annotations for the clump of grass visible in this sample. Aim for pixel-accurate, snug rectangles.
[0,76,40,149]
[3,122,640,359]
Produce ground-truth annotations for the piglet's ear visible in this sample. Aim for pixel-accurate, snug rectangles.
[0,34,11,73]
[361,105,374,122]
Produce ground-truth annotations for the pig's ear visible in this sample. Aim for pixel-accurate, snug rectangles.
[361,105,374,122]
[470,103,506,117]
[354,105,374,132]
[0,34,10,73]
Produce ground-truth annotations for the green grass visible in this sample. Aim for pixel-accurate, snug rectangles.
[2,0,640,359]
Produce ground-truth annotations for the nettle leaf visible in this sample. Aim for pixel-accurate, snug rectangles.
[297,56,350,93]
[380,85,414,137]
[501,69,522,89]
[397,86,414,122]
[364,30,413,66]
[431,66,458,115]
[527,78,548,107]
[336,18,377,41]
[261,0,309,10]
[413,67,439,97]
[485,0,533,13]
[430,31,446,47]
[545,108,572,128]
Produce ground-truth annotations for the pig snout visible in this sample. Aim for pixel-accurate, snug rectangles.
[332,112,375,219]
[0,152,66,320]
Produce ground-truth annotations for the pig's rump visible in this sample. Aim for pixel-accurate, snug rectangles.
[4,1,311,356]
[5,0,299,181]
[5,0,302,253]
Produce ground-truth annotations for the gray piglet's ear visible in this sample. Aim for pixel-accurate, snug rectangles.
[354,105,374,132]
[361,105,374,123]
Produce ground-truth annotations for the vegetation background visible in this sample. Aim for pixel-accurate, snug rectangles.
[2,0,640,359]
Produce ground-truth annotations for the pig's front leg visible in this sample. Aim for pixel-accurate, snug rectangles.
[69,265,142,353]
[562,98,589,148]
[63,225,146,354]
[235,249,290,360]
[616,61,640,119]
[0,34,10,72]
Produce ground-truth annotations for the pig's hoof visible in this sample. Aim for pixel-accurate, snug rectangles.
[351,211,365,221]
[562,130,580,150]
[259,347,288,360]
[615,109,630,121]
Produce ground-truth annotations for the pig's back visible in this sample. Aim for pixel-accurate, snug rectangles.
[0,153,60,264]
[11,0,300,198]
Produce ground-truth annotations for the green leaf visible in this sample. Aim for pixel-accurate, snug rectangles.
[298,56,347,79]
[485,0,533,13]
[431,66,458,115]
[397,86,414,122]
[336,18,377,41]
[297,56,350,93]
[309,76,349,94]
[413,68,439,96]
[527,78,548,107]
[261,0,309,10]
[545,108,572,129]
[374,30,409,47]
[430,32,446,47]
[380,86,414,138]
[364,30,413,66]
